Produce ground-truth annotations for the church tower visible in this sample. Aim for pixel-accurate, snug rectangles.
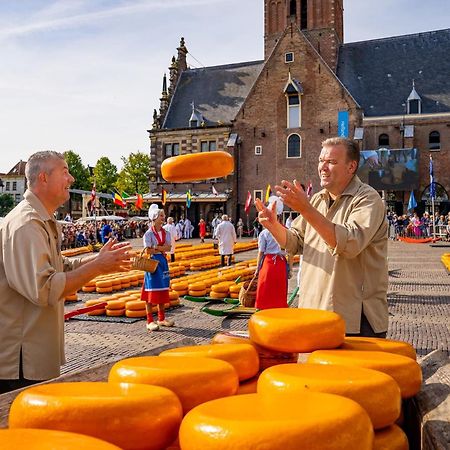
[264,0,343,71]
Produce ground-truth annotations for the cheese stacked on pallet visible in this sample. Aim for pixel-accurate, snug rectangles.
[307,350,422,398]
[249,308,346,353]
[171,281,188,297]
[179,392,373,450]
[160,343,259,382]
[105,299,126,317]
[9,382,182,450]
[340,336,417,360]
[188,282,207,297]
[209,282,232,299]
[257,363,401,429]
[108,355,239,413]
[125,299,147,318]
[0,429,122,450]
[373,425,409,450]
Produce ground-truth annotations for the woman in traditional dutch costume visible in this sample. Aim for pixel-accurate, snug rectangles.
[141,204,174,332]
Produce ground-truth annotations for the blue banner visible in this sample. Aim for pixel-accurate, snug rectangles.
[337,111,349,137]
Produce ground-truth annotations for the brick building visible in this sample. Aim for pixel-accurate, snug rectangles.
[148,0,450,227]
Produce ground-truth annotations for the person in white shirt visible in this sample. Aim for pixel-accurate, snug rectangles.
[183,217,193,239]
[163,217,179,262]
[215,214,237,266]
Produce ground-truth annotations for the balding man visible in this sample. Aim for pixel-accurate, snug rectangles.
[0,151,131,393]
[215,214,237,266]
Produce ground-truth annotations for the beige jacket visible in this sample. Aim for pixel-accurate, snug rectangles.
[285,176,389,334]
[0,191,82,380]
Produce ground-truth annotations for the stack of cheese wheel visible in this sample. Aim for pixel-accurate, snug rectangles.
[0,429,122,450]
[81,280,96,293]
[85,298,109,316]
[228,283,243,299]
[257,363,401,430]
[307,350,423,399]
[169,290,181,306]
[96,279,113,294]
[373,424,409,450]
[105,299,126,317]
[109,356,238,414]
[209,282,231,299]
[211,331,299,372]
[160,343,259,382]
[125,299,147,318]
[179,391,374,450]
[64,293,78,302]
[171,281,188,297]
[340,336,417,360]
[188,282,207,297]
[249,308,346,353]
[9,382,183,450]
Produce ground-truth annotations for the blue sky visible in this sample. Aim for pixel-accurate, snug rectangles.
[1,0,449,173]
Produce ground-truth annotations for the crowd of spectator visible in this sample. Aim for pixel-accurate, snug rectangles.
[387,211,450,240]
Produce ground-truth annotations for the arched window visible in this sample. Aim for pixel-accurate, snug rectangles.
[378,133,389,147]
[429,131,440,150]
[287,134,301,158]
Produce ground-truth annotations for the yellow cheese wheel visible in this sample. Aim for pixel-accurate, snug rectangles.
[171,282,189,291]
[229,284,242,294]
[237,377,258,395]
[161,151,234,182]
[109,356,238,413]
[373,425,409,450]
[170,298,181,307]
[161,344,259,381]
[81,286,96,292]
[169,291,180,300]
[96,286,113,293]
[179,392,373,450]
[65,293,78,302]
[188,282,206,291]
[209,291,227,299]
[257,363,401,429]
[85,299,109,307]
[0,429,122,450]
[96,280,113,288]
[210,283,230,293]
[126,309,147,318]
[87,308,105,316]
[248,308,345,353]
[188,289,207,297]
[307,350,422,399]
[106,308,125,317]
[340,337,416,360]
[9,382,182,450]
[126,300,147,311]
[106,299,126,310]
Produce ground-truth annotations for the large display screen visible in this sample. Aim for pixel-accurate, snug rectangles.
[357,148,419,191]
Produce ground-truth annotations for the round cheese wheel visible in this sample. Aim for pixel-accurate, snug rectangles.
[82,286,96,292]
[169,291,179,300]
[188,282,206,291]
[307,350,422,399]
[257,363,401,429]
[0,429,122,450]
[85,299,109,307]
[96,280,112,288]
[373,425,409,450]
[106,299,126,310]
[340,337,416,360]
[210,284,230,293]
[126,300,147,311]
[106,308,125,317]
[65,294,78,302]
[96,287,113,293]
[9,382,182,450]
[188,289,207,297]
[248,308,345,353]
[170,299,181,306]
[87,308,105,316]
[109,356,238,413]
[179,392,373,450]
[161,344,259,381]
[161,151,234,182]
[209,291,227,299]
[171,282,189,291]
[126,309,147,318]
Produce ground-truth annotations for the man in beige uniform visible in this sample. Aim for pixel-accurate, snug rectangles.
[256,137,388,337]
[0,151,131,393]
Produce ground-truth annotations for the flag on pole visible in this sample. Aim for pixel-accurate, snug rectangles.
[429,155,436,199]
[407,190,417,212]
[111,192,126,208]
[186,189,192,208]
[90,181,96,211]
[135,193,143,210]
[121,191,130,200]
[212,185,218,196]
[265,184,271,203]
[306,180,313,198]
[244,191,252,214]
[161,187,167,206]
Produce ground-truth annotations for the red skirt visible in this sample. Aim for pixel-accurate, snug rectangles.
[140,285,169,304]
[255,254,288,309]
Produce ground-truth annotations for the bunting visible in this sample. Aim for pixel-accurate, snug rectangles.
[111,192,126,208]
[161,187,167,206]
[186,189,192,208]
[265,184,271,203]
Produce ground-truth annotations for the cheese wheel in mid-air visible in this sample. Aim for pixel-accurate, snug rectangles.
[307,349,422,398]
[108,355,238,413]
[248,308,345,353]
[0,429,122,450]
[160,343,260,382]
[179,391,373,450]
[340,336,417,360]
[257,363,401,429]
[161,151,234,182]
[8,382,182,450]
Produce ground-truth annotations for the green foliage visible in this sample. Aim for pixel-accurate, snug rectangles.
[64,150,91,190]
[116,152,150,194]
[94,157,118,193]
[0,193,15,216]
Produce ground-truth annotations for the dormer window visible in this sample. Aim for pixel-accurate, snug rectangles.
[284,73,303,129]
[406,80,422,114]
[189,101,204,128]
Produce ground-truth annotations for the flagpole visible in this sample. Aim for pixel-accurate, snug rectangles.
[431,196,436,240]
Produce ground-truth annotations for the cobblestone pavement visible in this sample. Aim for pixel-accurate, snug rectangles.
[62,239,450,376]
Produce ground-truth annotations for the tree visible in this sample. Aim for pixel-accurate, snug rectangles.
[0,193,14,216]
[64,150,91,190]
[94,157,118,193]
[116,152,150,194]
